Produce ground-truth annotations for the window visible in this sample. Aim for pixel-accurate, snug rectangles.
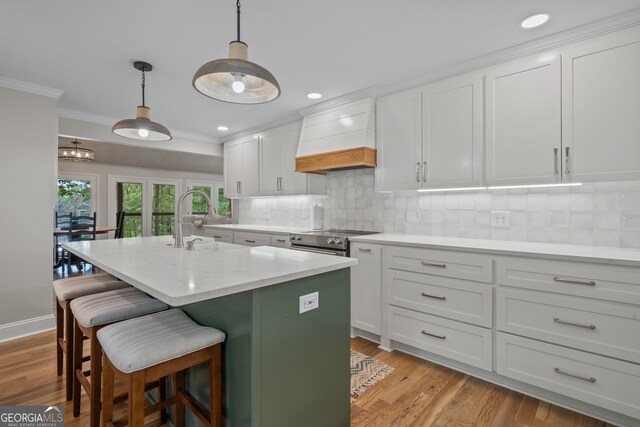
[57,179,92,216]
[187,181,231,218]
[116,182,143,238]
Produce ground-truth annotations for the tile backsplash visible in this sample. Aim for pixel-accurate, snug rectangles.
[239,169,640,249]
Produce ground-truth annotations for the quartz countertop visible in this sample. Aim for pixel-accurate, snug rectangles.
[350,233,640,267]
[203,224,312,234]
[62,236,356,306]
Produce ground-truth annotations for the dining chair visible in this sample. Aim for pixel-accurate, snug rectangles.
[55,212,73,267]
[66,212,97,272]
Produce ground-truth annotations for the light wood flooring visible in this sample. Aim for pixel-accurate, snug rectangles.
[0,328,616,426]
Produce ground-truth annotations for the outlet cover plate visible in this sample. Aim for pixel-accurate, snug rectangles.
[299,291,319,314]
[262,209,271,220]
[491,211,510,228]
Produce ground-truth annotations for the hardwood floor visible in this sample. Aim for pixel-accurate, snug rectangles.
[0,329,615,426]
[350,337,615,427]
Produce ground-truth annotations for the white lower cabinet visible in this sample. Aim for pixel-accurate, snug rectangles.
[202,228,234,243]
[350,243,382,336]
[233,231,271,247]
[497,332,640,420]
[270,235,290,248]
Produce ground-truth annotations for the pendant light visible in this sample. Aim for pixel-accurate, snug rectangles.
[58,139,95,162]
[112,61,172,141]
[192,0,280,104]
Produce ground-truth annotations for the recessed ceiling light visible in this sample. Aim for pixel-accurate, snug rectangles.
[520,13,551,29]
[217,126,229,131]
[306,92,322,99]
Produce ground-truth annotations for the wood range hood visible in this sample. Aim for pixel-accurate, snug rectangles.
[295,98,377,174]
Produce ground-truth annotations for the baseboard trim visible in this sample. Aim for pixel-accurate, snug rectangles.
[0,314,55,343]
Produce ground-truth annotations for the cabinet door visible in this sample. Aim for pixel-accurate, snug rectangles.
[485,53,561,186]
[562,26,640,182]
[241,137,260,197]
[375,89,422,191]
[223,142,242,198]
[281,126,308,195]
[350,243,382,335]
[422,72,483,188]
[260,133,283,196]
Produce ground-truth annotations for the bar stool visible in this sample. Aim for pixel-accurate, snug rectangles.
[71,287,169,427]
[98,309,225,427]
[53,273,129,401]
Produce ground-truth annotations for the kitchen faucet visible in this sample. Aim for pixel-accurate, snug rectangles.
[174,189,215,248]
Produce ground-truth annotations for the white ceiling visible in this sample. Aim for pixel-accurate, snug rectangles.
[3,1,640,142]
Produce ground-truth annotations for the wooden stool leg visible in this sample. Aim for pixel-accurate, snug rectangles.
[55,299,63,376]
[159,376,167,424]
[129,371,146,427]
[210,345,223,427]
[72,320,83,417]
[101,354,115,427]
[64,300,74,401]
[89,330,102,427]
[173,371,185,427]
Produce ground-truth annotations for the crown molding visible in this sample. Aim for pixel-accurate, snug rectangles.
[0,76,63,99]
[297,87,378,117]
[219,113,302,144]
[57,108,219,144]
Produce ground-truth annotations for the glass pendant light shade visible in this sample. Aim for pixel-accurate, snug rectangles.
[113,106,172,142]
[112,61,172,141]
[193,41,280,104]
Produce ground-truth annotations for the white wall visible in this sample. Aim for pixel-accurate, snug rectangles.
[58,161,223,230]
[0,87,58,341]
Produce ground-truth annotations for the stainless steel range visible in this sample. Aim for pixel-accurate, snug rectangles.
[289,229,379,257]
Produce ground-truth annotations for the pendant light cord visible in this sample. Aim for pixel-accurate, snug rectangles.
[236,0,241,41]
[141,69,146,107]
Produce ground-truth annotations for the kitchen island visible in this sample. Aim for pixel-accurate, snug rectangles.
[63,236,356,427]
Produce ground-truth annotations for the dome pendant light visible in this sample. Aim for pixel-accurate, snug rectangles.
[112,61,172,141]
[192,0,280,104]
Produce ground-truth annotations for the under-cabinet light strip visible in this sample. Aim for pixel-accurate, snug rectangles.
[414,183,583,193]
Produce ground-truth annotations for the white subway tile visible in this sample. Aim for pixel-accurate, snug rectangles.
[594,212,620,230]
[620,230,640,249]
[570,193,593,211]
[570,228,594,246]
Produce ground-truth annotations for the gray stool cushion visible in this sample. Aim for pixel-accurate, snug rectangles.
[54,278,130,302]
[71,288,168,328]
[56,272,115,285]
[97,309,226,374]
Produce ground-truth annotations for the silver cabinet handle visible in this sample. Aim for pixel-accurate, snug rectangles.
[553,317,596,330]
[357,248,372,253]
[236,181,240,193]
[276,177,282,191]
[239,181,242,194]
[421,292,446,301]
[554,368,596,383]
[553,276,596,286]
[213,235,223,239]
[422,161,427,182]
[565,146,570,175]
[421,330,446,340]
[276,239,286,243]
[554,148,559,175]
[416,162,421,182]
[245,239,256,243]
[421,261,446,268]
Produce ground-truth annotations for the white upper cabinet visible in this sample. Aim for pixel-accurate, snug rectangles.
[485,52,562,186]
[260,122,325,196]
[223,135,259,198]
[422,73,483,188]
[562,26,640,183]
[375,88,423,191]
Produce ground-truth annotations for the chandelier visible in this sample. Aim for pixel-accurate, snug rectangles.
[58,139,95,162]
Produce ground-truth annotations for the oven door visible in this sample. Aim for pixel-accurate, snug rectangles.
[288,245,347,257]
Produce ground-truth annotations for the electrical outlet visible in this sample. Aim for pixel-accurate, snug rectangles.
[491,211,510,228]
[262,209,271,220]
[299,292,319,314]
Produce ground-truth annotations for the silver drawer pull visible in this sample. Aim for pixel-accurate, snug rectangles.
[245,239,256,243]
[421,292,446,301]
[358,248,372,253]
[421,261,446,268]
[421,330,446,340]
[554,317,596,330]
[276,239,286,243]
[554,368,596,383]
[213,235,223,239]
[553,277,596,286]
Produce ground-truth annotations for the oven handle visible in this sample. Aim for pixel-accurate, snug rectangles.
[288,245,346,257]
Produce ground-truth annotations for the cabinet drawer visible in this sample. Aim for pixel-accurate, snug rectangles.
[497,257,640,304]
[497,333,640,420]
[234,231,270,247]
[270,235,291,248]
[387,269,492,327]
[387,246,493,283]
[388,306,492,370]
[497,288,640,363]
[205,228,234,243]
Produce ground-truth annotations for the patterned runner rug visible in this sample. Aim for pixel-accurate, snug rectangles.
[350,349,394,402]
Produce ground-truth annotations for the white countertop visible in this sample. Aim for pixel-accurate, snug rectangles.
[350,233,640,267]
[63,236,356,306]
[203,224,312,234]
